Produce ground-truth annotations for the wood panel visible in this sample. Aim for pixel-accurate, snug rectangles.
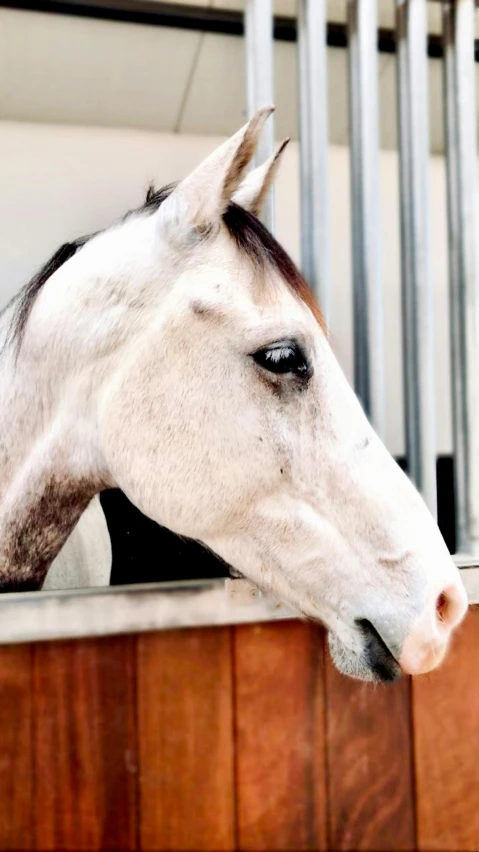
[137,627,235,851]
[413,606,479,852]
[32,636,138,851]
[0,615,477,852]
[234,621,327,851]
[0,645,33,851]
[325,655,415,851]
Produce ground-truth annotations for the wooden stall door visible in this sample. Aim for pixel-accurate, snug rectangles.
[0,646,32,851]
[234,621,327,851]
[413,607,479,852]
[0,615,477,852]
[137,628,235,851]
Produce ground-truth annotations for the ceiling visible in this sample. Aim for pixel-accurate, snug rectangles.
[153,0,478,34]
[0,2,478,153]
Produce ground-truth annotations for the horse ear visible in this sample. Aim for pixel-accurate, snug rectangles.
[159,106,274,236]
[232,138,289,216]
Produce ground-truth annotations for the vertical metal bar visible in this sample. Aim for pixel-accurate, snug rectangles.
[443,0,467,549]
[443,0,479,554]
[395,0,437,516]
[297,0,330,322]
[245,0,275,231]
[297,0,312,289]
[347,0,385,438]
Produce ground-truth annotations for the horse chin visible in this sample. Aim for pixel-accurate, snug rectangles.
[327,631,401,684]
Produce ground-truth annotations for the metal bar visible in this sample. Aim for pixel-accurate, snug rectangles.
[245,0,275,230]
[443,0,479,554]
[443,1,467,549]
[297,0,312,288]
[297,0,330,321]
[396,0,437,516]
[0,564,475,646]
[0,580,293,646]
[347,0,384,437]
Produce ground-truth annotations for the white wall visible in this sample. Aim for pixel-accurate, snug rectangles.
[0,120,452,457]
[4,7,479,154]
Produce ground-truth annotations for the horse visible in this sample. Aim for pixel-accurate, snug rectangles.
[0,106,468,681]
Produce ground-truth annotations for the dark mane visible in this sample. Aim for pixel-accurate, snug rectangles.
[143,183,324,328]
[223,202,324,329]
[8,182,323,350]
[7,234,93,352]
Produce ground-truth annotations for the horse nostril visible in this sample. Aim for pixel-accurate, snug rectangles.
[436,592,448,621]
[435,584,466,630]
[400,581,467,675]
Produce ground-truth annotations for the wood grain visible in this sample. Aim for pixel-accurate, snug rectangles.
[234,621,327,851]
[137,627,235,851]
[0,645,33,851]
[325,655,415,851]
[413,606,479,852]
[32,635,138,851]
[0,613,476,852]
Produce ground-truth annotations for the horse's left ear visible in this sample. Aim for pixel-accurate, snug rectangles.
[159,106,274,239]
[232,138,290,216]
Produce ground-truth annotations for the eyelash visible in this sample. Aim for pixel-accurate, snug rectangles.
[252,340,311,378]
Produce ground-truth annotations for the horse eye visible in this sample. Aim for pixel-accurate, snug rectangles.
[253,341,311,377]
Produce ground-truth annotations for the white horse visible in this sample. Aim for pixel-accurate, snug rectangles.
[0,107,468,681]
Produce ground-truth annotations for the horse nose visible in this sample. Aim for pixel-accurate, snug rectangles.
[399,579,468,676]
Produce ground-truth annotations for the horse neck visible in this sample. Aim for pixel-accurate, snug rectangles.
[0,305,55,486]
[0,218,169,589]
[0,307,101,590]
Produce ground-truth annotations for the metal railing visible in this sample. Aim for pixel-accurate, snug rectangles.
[244,0,479,555]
